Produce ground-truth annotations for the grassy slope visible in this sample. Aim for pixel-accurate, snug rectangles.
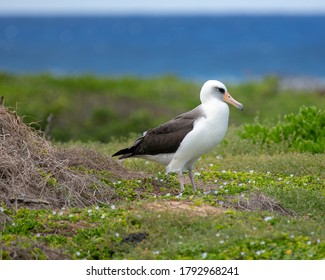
[0,74,324,260]
[1,73,324,141]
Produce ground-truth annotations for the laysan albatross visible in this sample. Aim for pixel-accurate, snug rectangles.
[112,80,243,192]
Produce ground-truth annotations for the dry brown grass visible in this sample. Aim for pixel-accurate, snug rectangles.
[0,102,141,209]
[235,193,294,216]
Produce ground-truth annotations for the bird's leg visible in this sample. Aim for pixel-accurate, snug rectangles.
[189,170,196,192]
[178,172,185,192]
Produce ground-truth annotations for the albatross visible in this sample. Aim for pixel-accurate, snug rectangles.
[112,80,243,192]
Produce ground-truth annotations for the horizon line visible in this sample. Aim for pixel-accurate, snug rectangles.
[1,10,325,16]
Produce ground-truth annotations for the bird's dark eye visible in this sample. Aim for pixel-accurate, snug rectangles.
[217,87,225,94]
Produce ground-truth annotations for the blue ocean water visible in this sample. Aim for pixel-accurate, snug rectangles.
[0,15,325,81]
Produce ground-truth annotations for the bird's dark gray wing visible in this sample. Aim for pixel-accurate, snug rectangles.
[112,106,204,158]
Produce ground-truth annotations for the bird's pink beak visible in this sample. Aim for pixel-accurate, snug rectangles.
[223,92,244,111]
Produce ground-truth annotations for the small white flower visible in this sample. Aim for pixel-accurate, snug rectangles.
[36,233,41,238]
[115,233,120,237]
[145,161,149,165]
[218,201,224,205]
[194,172,201,176]
[250,242,255,245]
[290,174,294,177]
[0,207,4,213]
[202,252,208,259]
[52,211,57,215]
[264,216,273,222]
[76,251,81,256]
[214,190,218,194]
[310,232,315,235]
[260,241,265,245]
[238,183,243,187]
[165,193,171,197]
[222,170,226,173]
[267,171,271,175]
[87,209,92,213]
[175,193,182,198]
[117,181,121,184]
[209,163,214,167]
[137,180,142,183]
[317,239,320,243]
[307,241,311,245]
[290,235,295,239]
[69,214,73,218]
[153,251,160,255]
[241,252,245,256]
[249,170,254,173]
[111,205,116,210]
[59,211,64,216]
[215,233,220,237]
[256,250,265,255]
[278,177,282,181]
[101,214,105,219]
[95,206,99,210]
[216,155,222,159]
[157,215,161,218]
[223,182,228,185]
[253,227,257,230]
[219,240,225,244]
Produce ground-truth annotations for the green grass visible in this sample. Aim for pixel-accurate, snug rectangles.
[1,73,324,141]
[1,131,324,260]
[0,74,324,260]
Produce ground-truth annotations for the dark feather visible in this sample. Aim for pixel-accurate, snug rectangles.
[112,107,204,158]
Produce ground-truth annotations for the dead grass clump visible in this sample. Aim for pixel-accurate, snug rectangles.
[55,146,142,180]
[235,193,294,216]
[0,102,140,209]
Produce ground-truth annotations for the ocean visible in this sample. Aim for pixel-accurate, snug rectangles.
[0,15,325,82]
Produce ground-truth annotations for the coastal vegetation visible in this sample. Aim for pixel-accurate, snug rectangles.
[0,73,324,259]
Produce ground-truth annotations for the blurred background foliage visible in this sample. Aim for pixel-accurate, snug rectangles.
[1,72,324,144]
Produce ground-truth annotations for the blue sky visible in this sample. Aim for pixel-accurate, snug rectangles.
[1,0,325,15]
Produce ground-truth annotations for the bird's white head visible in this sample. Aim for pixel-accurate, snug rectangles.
[200,80,244,111]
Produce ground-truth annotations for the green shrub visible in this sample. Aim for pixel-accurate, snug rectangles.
[240,106,325,153]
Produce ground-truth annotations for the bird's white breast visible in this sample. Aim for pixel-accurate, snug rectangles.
[167,101,229,172]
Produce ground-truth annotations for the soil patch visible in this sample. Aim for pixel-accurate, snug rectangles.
[145,200,225,216]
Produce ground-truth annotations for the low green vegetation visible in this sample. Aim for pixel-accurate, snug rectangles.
[240,106,325,153]
[1,73,324,141]
[0,73,324,260]
[1,162,324,260]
